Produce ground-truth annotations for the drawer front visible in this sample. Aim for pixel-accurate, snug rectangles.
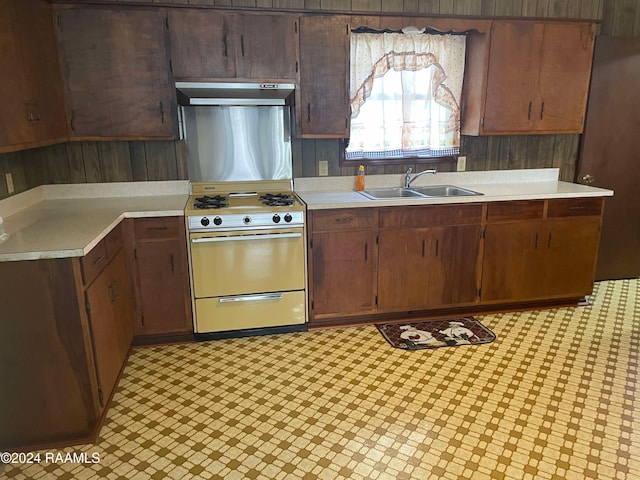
[547,197,603,218]
[81,241,108,285]
[312,209,377,232]
[486,200,544,222]
[134,216,183,241]
[379,203,483,228]
[104,224,123,260]
[194,291,306,333]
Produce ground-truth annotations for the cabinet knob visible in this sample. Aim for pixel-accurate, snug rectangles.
[582,174,595,185]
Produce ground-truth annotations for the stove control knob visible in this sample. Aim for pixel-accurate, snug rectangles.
[272,214,281,223]
[200,217,210,227]
[284,213,293,223]
[243,216,251,225]
[213,216,222,226]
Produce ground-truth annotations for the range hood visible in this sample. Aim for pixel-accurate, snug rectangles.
[176,82,295,106]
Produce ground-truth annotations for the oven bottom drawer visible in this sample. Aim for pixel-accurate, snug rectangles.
[194,291,306,333]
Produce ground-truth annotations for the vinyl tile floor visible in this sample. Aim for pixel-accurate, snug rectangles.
[1,279,638,480]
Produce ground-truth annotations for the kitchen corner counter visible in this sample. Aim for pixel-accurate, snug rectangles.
[0,182,189,262]
[294,169,613,210]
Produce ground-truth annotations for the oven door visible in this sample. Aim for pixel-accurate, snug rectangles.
[189,228,305,298]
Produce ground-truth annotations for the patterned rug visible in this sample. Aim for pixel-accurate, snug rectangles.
[376,317,496,350]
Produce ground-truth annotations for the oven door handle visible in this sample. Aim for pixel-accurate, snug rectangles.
[191,233,302,243]
[219,293,284,303]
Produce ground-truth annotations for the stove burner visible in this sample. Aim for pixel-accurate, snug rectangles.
[194,195,228,209]
[260,193,295,207]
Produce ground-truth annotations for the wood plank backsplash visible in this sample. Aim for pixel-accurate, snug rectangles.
[1,0,638,200]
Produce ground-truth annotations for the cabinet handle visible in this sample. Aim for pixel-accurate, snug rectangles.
[334,217,353,223]
[534,232,539,249]
[159,102,165,123]
[569,206,586,210]
[108,281,116,303]
[223,34,228,57]
[548,233,552,248]
[240,34,245,57]
[364,242,368,261]
[147,226,168,231]
[540,102,545,119]
[421,239,425,257]
[307,103,311,123]
[170,254,175,273]
[435,239,439,257]
[93,255,104,266]
[528,101,532,120]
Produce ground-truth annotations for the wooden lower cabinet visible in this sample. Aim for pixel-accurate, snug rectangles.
[378,225,480,312]
[310,229,378,319]
[308,198,603,327]
[0,227,133,450]
[481,199,603,303]
[126,217,193,340]
[308,209,378,321]
[85,249,133,410]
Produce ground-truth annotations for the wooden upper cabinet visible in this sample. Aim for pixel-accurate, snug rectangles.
[482,22,544,133]
[168,10,298,81]
[298,15,350,138]
[0,0,67,153]
[168,10,237,79]
[463,20,595,135]
[56,6,176,140]
[236,14,299,80]
[536,23,595,132]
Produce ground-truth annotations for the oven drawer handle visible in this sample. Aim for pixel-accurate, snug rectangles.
[219,293,284,303]
[191,233,302,243]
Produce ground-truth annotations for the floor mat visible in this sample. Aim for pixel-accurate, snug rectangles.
[376,317,496,350]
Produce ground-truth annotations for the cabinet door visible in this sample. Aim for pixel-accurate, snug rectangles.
[0,3,31,148]
[378,228,429,311]
[135,240,192,335]
[311,230,377,318]
[428,225,480,307]
[85,251,131,409]
[57,7,175,139]
[535,218,601,298]
[483,21,543,133]
[168,9,237,79]
[299,16,350,137]
[537,22,594,132]
[237,14,299,80]
[15,0,67,144]
[481,221,542,302]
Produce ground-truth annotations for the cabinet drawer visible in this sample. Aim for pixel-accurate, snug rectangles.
[134,217,184,240]
[81,241,108,285]
[547,197,603,218]
[379,204,483,228]
[486,201,544,222]
[312,209,377,232]
[104,224,123,260]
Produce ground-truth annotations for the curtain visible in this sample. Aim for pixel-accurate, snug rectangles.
[347,32,466,160]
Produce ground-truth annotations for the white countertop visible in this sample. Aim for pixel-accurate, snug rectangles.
[0,182,189,262]
[294,169,614,210]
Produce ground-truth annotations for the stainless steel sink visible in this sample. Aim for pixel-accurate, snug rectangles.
[409,185,483,197]
[359,185,483,200]
[359,188,426,200]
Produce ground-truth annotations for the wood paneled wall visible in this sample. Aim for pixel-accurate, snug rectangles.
[2,0,639,200]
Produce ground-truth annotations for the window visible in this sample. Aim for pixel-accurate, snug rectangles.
[346,31,466,162]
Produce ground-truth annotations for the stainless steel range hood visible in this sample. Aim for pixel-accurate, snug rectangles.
[176,82,295,106]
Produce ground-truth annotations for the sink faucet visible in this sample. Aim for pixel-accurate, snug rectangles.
[404,168,437,188]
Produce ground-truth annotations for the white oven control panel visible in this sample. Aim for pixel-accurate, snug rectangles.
[188,211,304,231]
